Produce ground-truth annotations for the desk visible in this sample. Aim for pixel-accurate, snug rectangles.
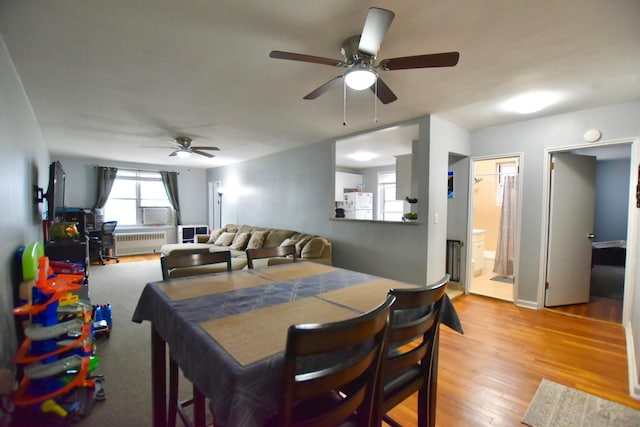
[132,263,461,427]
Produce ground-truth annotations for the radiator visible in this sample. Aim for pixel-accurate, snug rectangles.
[115,232,167,256]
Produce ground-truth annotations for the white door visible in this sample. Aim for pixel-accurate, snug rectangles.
[545,152,596,307]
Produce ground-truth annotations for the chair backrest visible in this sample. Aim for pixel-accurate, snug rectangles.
[100,220,117,246]
[246,244,297,269]
[160,251,233,280]
[377,274,449,421]
[277,294,395,427]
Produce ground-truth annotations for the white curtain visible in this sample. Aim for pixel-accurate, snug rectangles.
[494,176,517,276]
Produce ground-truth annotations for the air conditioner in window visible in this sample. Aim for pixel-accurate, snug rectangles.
[142,207,171,225]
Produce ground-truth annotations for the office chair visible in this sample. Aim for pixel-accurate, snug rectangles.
[377,275,449,427]
[160,251,233,427]
[246,244,297,269]
[89,221,119,265]
[269,294,395,427]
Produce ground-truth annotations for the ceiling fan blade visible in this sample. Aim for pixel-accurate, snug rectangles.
[190,146,220,151]
[370,78,397,104]
[358,7,395,57]
[379,52,460,70]
[191,149,215,158]
[303,75,343,100]
[169,150,179,157]
[269,51,343,67]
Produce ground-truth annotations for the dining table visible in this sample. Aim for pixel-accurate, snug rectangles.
[132,261,462,427]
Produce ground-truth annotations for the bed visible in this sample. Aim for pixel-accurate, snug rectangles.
[591,240,625,299]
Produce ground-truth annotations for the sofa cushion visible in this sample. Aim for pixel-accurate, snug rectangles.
[264,229,295,248]
[214,232,236,246]
[301,237,326,259]
[230,232,251,250]
[247,230,269,249]
[291,233,314,256]
[280,238,298,247]
[207,228,225,244]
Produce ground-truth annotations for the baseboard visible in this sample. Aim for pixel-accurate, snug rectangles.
[625,320,640,400]
[515,299,538,310]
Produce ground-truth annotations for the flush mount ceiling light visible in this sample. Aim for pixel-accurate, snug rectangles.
[500,91,561,114]
[176,150,191,158]
[349,151,378,162]
[344,68,377,91]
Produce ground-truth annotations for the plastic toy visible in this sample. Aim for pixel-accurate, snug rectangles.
[11,248,101,422]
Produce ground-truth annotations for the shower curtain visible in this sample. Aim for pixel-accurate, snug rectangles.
[494,175,517,276]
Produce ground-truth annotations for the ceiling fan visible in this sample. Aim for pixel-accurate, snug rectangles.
[269,7,460,104]
[163,136,220,158]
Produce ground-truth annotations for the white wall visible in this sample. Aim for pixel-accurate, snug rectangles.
[0,34,50,371]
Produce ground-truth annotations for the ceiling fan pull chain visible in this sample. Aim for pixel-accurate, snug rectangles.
[343,78,347,126]
[374,79,378,123]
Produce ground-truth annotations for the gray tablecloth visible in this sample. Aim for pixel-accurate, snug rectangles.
[132,264,462,426]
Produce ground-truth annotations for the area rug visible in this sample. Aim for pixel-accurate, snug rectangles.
[522,378,640,427]
[490,275,513,283]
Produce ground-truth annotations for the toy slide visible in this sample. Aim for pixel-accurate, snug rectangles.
[12,356,94,407]
[24,318,83,341]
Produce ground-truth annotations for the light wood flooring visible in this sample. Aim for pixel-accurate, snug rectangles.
[468,271,623,324]
[120,255,639,425]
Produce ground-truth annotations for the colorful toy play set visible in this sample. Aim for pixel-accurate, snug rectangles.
[10,241,106,425]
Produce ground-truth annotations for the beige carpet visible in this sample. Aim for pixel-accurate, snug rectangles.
[75,259,164,427]
[522,378,640,427]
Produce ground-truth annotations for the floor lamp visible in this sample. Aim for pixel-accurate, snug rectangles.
[217,188,224,229]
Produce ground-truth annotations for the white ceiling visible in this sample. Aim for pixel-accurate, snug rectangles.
[1,1,639,169]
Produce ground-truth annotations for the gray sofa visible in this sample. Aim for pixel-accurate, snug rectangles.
[160,223,332,278]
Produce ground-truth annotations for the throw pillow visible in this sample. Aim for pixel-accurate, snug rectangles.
[280,238,298,248]
[230,232,251,250]
[214,232,236,246]
[207,228,225,244]
[301,237,325,258]
[246,230,269,249]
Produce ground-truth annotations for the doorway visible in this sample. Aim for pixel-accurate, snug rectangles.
[468,156,521,302]
[543,142,632,324]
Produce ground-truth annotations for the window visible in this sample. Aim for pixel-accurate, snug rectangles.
[496,161,517,205]
[103,170,172,226]
[378,172,404,221]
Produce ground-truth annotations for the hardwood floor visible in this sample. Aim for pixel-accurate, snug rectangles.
[546,296,623,324]
[121,255,639,425]
[386,294,640,426]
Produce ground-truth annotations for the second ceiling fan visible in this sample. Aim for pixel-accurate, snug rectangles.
[269,7,460,104]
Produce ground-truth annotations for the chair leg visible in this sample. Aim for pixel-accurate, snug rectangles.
[168,356,179,427]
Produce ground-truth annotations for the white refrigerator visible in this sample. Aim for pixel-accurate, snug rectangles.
[344,192,373,219]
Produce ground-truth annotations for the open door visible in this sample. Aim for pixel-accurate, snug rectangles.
[545,152,596,307]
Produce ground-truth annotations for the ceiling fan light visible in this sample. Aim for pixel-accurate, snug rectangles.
[345,69,376,90]
[176,150,191,158]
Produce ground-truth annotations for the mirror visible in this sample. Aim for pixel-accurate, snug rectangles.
[335,124,419,222]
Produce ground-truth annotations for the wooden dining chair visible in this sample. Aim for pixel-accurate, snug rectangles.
[160,251,233,427]
[161,250,233,280]
[246,244,297,269]
[271,294,396,427]
[376,275,449,427]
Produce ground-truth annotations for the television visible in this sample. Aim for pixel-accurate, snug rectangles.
[46,161,66,222]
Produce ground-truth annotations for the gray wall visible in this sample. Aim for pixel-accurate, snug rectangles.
[470,101,640,392]
[0,35,50,372]
[594,158,629,242]
[52,155,209,243]
[207,117,440,285]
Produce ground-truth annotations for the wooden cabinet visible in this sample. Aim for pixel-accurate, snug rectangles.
[472,230,485,277]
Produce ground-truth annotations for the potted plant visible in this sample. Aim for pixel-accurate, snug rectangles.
[403,212,418,222]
